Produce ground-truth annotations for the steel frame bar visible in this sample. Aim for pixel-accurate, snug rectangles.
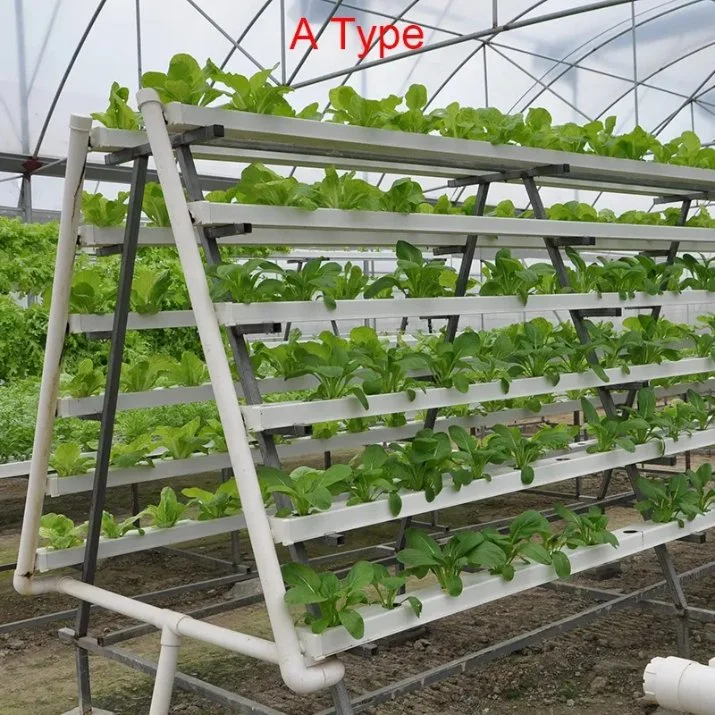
[174,143,355,715]
[523,174,694,658]
[72,154,148,713]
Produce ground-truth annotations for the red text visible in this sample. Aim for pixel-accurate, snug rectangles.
[289,17,425,59]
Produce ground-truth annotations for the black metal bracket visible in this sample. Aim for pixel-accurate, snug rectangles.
[575,308,623,318]
[652,191,715,205]
[106,125,226,166]
[262,425,312,438]
[551,236,596,247]
[432,245,466,256]
[204,223,253,240]
[232,322,281,336]
[448,163,570,188]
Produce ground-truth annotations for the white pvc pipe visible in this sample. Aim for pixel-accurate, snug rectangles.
[643,656,715,715]
[149,627,181,715]
[55,577,280,664]
[137,88,344,695]
[14,114,92,594]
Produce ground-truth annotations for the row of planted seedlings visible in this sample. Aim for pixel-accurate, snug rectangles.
[94,53,715,170]
[51,310,715,476]
[39,382,715,556]
[40,449,715,640]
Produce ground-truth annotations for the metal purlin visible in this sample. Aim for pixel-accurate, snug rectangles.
[522,175,692,658]
[173,143,356,715]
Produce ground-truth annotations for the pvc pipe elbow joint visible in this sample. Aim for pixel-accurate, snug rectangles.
[278,655,345,695]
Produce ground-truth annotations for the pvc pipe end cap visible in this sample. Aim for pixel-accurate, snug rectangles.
[136,87,162,107]
[70,115,93,131]
[643,657,668,697]
[709,657,715,669]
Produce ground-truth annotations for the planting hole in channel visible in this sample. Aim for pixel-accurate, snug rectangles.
[622,529,640,534]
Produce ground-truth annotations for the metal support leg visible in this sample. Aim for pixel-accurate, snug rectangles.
[523,176,692,660]
[175,146,353,713]
[394,183,490,567]
[72,155,148,713]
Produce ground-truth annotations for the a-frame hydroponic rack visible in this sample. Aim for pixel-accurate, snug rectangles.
[14,89,715,714]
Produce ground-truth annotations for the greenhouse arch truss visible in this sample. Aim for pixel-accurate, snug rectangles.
[3,0,715,219]
[8,1,715,714]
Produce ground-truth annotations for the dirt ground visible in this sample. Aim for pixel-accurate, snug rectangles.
[2,448,715,715]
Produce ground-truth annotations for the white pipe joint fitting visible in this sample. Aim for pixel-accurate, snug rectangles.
[644,655,715,715]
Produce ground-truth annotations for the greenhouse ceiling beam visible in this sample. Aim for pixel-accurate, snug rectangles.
[511,0,706,116]
[291,0,635,88]
[490,40,715,110]
[0,151,236,191]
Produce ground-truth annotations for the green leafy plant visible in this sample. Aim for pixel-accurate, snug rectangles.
[488,423,573,485]
[580,398,649,454]
[69,269,115,314]
[139,486,187,528]
[154,417,212,460]
[479,249,556,304]
[120,356,173,393]
[100,511,144,539]
[636,474,703,527]
[165,351,209,387]
[110,434,156,469]
[142,183,171,227]
[81,191,129,227]
[39,513,87,550]
[365,241,458,299]
[283,560,373,639]
[258,463,352,516]
[182,480,241,520]
[448,425,508,489]
[387,429,453,505]
[206,260,282,303]
[482,510,556,581]
[61,359,105,398]
[369,564,423,615]
[131,268,173,315]
[346,444,399,509]
[397,528,506,596]
[91,82,140,130]
[142,53,224,106]
[549,504,618,551]
[49,442,95,477]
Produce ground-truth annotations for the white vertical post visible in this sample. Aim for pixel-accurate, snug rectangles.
[137,88,343,694]
[149,627,180,715]
[14,115,92,593]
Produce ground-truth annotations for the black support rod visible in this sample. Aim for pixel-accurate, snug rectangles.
[72,155,148,713]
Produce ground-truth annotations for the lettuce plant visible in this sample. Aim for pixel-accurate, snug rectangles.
[91,82,140,130]
[206,260,282,303]
[142,54,224,106]
[131,268,173,315]
[120,356,173,393]
[62,359,105,398]
[69,269,115,314]
[479,249,556,304]
[165,351,209,387]
[283,560,373,639]
[81,191,129,227]
[100,511,144,539]
[182,481,241,520]
[397,528,507,596]
[139,487,187,528]
[549,504,618,551]
[49,442,95,477]
[369,564,422,615]
[258,463,351,516]
[142,183,171,227]
[154,417,212,460]
[39,513,87,550]
[110,434,156,469]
